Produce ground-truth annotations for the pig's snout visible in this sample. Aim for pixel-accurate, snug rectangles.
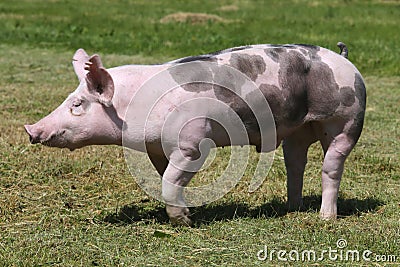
[24,123,68,148]
[24,124,40,144]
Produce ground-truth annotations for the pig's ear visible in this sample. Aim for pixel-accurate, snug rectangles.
[84,54,115,107]
[72,49,90,82]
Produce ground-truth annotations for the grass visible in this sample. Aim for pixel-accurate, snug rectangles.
[0,0,399,266]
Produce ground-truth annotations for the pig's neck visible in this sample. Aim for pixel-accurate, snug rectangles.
[109,64,170,146]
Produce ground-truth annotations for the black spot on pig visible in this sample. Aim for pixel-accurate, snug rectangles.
[172,46,254,65]
[228,53,266,81]
[295,44,321,61]
[210,45,253,56]
[181,82,214,92]
[173,54,217,64]
[295,44,320,50]
[339,86,356,107]
[168,61,214,92]
[347,73,366,143]
[212,72,266,146]
[213,84,242,106]
[277,50,311,123]
[306,61,340,118]
[354,73,367,110]
[347,109,365,145]
[282,44,296,49]
[213,84,260,142]
[259,83,286,126]
[211,63,246,95]
[299,48,308,57]
[264,48,283,63]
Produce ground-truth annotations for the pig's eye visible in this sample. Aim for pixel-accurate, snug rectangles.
[72,100,82,107]
[71,99,84,116]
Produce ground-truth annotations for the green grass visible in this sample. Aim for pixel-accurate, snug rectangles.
[0,0,399,266]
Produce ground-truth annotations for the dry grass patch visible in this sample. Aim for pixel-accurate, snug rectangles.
[216,5,239,12]
[160,12,234,24]
[373,0,400,4]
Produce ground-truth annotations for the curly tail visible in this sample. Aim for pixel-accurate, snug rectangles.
[337,42,348,58]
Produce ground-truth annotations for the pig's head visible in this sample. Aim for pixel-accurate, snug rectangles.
[24,49,122,151]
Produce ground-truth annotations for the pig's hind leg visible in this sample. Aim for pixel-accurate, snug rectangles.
[313,118,362,219]
[283,123,318,211]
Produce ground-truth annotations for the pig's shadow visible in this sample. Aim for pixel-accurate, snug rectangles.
[103,195,383,226]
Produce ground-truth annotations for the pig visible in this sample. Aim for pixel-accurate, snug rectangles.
[24,42,366,226]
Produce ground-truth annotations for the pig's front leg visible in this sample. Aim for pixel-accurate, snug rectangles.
[161,149,201,226]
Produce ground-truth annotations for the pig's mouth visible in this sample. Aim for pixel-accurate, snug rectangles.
[27,130,67,148]
[39,130,67,148]
[25,124,91,151]
[25,125,78,151]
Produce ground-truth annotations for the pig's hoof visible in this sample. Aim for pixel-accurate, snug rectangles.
[320,212,337,220]
[166,205,192,227]
[170,215,192,226]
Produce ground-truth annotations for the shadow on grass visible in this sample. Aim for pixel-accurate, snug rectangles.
[103,195,384,226]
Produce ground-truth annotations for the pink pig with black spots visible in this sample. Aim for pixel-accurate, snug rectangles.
[25,42,366,225]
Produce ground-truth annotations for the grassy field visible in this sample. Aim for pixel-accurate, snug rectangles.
[0,0,399,266]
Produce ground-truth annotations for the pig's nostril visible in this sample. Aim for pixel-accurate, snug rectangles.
[28,133,39,144]
[24,124,38,144]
